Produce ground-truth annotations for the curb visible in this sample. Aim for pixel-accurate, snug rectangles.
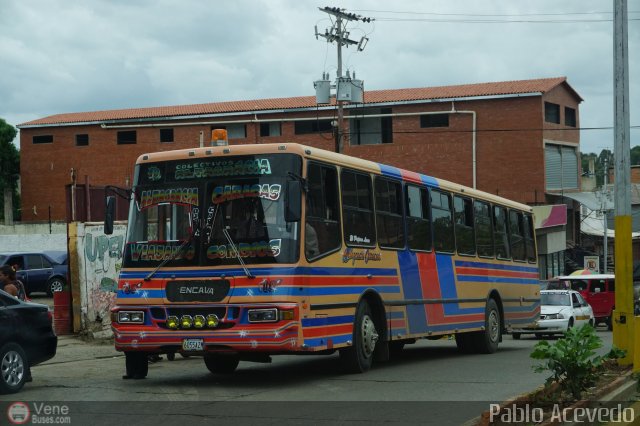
[467,370,637,426]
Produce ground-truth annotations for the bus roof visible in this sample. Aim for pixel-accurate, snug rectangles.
[137,142,532,211]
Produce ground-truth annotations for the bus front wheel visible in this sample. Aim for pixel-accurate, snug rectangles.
[123,352,148,380]
[340,301,378,373]
[204,354,240,374]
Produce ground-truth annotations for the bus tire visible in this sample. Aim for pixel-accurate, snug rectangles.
[204,354,240,374]
[472,298,500,354]
[123,351,148,379]
[455,333,475,353]
[340,301,378,373]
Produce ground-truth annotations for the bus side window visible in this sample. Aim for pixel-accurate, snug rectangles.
[493,205,510,260]
[509,210,526,261]
[431,189,454,253]
[374,177,405,249]
[524,213,537,263]
[406,185,431,251]
[454,195,475,256]
[474,200,494,258]
[306,162,341,260]
[341,170,376,248]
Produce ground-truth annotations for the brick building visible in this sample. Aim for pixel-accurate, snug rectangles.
[18,76,582,222]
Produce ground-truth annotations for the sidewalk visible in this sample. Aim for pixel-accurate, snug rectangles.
[45,335,121,364]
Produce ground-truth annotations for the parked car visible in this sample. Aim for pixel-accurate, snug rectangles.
[550,274,614,330]
[0,289,58,394]
[0,251,68,296]
[512,289,594,339]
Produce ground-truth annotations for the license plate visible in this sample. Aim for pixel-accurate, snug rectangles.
[182,339,203,351]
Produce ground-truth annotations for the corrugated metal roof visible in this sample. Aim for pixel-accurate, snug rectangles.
[19,76,580,127]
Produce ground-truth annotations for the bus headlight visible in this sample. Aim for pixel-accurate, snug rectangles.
[206,314,220,328]
[166,316,179,329]
[193,315,206,329]
[181,315,194,329]
[118,311,145,324]
[248,308,278,323]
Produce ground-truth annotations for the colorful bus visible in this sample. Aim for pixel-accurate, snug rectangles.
[105,139,540,379]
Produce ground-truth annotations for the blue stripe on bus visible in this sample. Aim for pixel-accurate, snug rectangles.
[304,286,400,296]
[420,174,439,187]
[454,260,538,273]
[302,315,353,327]
[304,334,352,348]
[387,310,405,319]
[437,255,484,315]
[457,276,540,285]
[397,251,428,334]
[119,266,399,280]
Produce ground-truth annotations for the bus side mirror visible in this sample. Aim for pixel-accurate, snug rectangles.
[105,196,116,235]
[285,180,301,222]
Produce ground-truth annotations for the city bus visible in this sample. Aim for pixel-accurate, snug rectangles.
[104,137,540,379]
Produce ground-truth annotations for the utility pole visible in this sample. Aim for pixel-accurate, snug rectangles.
[612,0,634,367]
[315,7,372,153]
[603,156,608,272]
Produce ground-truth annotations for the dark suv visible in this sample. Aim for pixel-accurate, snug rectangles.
[0,251,68,296]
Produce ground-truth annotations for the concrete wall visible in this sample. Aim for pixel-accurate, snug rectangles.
[0,223,67,252]
[69,221,126,338]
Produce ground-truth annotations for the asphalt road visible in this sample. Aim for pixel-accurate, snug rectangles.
[0,323,615,426]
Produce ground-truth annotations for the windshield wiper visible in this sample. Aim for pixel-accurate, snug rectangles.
[212,198,254,279]
[144,237,192,281]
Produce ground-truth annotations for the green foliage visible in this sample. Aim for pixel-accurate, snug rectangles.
[0,118,20,222]
[530,324,625,400]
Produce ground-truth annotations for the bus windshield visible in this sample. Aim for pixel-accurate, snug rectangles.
[123,153,301,268]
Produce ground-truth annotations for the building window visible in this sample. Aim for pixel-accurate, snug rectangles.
[33,135,53,144]
[294,120,332,135]
[211,124,246,140]
[350,107,393,145]
[160,128,174,143]
[420,114,449,128]
[260,122,281,137]
[545,143,578,190]
[544,102,560,124]
[75,134,89,147]
[565,107,576,127]
[117,131,137,145]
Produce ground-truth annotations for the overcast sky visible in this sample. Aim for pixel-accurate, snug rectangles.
[1,0,638,154]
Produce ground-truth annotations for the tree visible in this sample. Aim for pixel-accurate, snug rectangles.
[631,146,640,165]
[0,118,20,222]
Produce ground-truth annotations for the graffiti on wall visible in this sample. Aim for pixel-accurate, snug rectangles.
[80,223,126,333]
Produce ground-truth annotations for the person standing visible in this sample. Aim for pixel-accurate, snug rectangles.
[0,265,27,301]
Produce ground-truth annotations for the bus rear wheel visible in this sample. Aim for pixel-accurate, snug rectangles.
[204,354,239,374]
[340,301,378,373]
[472,298,500,354]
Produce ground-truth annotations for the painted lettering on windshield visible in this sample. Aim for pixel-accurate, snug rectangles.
[212,184,281,204]
[174,159,272,180]
[140,188,199,208]
[129,243,195,261]
[206,239,282,259]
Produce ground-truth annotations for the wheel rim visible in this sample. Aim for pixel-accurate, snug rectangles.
[1,350,24,387]
[360,314,379,358]
[50,279,64,293]
[488,310,500,342]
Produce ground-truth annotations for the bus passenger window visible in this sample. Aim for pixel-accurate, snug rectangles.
[306,162,341,259]
[474,200,494,258]
[406,185,431,251]
[341,170,375,248]
[509,210,526,261]
[375,178,404,249]
[524,213,537,263]
[454,195,475,256]
[493,206,510,260]
[431,190,454,253]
